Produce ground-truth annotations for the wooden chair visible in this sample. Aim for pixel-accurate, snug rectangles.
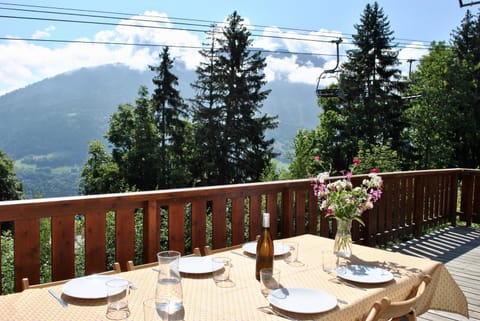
[203,244,243,256]
[363,274,431,321]
[203,236,258,256]
[22,262,121,291]
[126,248,202,271]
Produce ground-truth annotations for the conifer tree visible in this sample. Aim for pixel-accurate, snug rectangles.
[311,2,407,171]
[190,25,224,186]
[191,12,278,185]
[150,47,191,188]
[338,2,407,166]
[450,10,480,167]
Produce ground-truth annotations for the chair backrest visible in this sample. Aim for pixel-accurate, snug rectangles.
[22,262,121,291]
[203,244,243,256]
[204,236,259,256]
[126,248,202,271]
[363,274,431,321]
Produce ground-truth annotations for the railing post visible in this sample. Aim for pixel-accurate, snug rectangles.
[460,171,474,227]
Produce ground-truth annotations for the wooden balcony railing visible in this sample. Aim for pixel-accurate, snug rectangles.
[0,168,479,294]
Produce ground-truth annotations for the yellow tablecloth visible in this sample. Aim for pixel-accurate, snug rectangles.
[0,234,469,321]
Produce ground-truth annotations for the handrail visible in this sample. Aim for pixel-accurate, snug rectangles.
[0,168,479,294]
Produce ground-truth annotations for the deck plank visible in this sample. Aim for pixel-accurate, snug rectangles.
[388,226,480,321]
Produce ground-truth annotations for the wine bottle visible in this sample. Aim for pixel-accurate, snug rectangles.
[255,212,274,281]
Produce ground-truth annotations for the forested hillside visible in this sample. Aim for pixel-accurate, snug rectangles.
[0,64,318,197]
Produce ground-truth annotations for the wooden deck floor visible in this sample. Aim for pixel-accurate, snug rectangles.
[388,226,480,321]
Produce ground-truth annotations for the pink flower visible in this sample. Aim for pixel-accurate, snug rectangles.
[353,157,361,164]
[313,155,320,161]
[370,168,378,173]
[346,171,353,179]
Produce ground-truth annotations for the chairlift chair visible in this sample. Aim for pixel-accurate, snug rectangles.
[316,38,343,99]
[400,59,427,100]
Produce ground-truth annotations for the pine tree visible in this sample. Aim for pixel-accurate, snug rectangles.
[191,12,278,185]
[450,10,480,167]
[334,2,407,169]
[150,47,191,188]
[190,25,225,186]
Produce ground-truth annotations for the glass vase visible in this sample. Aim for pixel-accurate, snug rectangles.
[333,219,352,258]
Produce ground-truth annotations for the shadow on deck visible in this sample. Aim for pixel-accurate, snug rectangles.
[389,226,480,321]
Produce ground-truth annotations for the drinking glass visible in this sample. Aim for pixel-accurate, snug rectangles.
[105,278,130,320]
[156,251,183,316]
[144,297,169,321]
[283,242,304,266]
[211,257,234,287]
[322,249,338,273]
[260,268,281,297]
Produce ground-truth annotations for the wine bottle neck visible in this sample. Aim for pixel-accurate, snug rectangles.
[262,213,270,228]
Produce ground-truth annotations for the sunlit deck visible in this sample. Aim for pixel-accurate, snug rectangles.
[389,226,480,321]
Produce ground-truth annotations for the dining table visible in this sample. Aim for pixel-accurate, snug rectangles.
[0,234,469,321]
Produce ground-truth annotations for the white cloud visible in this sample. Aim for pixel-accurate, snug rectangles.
[32,25,56,39]
[3,11,426,97]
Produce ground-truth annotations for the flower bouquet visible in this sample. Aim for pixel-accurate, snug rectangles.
[312,158,383,257]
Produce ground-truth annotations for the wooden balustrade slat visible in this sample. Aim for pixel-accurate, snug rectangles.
[380,179,390,243]
[51,215,75,281]
[391,179,399,241]
[308,188,318,235]
[406,177,414,227]
[449,174,458,226]
[319,207,329,238]
[249,194,262,240]
[143,200,159,263]
[231,197,245,245]
[115,207,135,271]
[0,235,2,292]
[295,189,306,236]
[266,193,278,239]
[281,189,294,237]
[191,200,207,252]
[211,198,226,250]
[168,202,185,254]
[85,211,107,275]
[14,219,40,292]
[398,177,407,229]
[474,175,480,217]
[414,176,424,237]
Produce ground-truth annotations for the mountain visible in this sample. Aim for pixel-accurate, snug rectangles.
[0,64,320,198]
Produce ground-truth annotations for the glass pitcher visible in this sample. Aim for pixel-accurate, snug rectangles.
[155,251,184,318]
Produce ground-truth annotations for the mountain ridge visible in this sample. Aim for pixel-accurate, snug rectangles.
[0,63,320,197]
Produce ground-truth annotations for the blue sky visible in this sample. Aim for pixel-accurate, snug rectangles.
[0,0,474,95]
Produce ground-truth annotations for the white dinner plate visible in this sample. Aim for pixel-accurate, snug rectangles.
[267,288,337,314]
[62,275,125,299]
[179,256,223,274]
[242,242,290,256]
[336,264,394,284]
